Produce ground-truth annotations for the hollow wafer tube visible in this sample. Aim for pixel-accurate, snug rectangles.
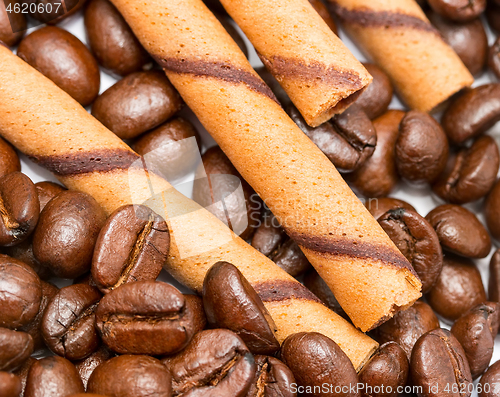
[109,0,422,332]
[328,0,473,112]
[0,46,378,370]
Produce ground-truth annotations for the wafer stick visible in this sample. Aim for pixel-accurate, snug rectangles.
[110,0,422,332]
[328,0,473,112]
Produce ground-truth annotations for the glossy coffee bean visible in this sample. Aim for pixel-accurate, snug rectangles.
[0,255,42,329]
[411,328,472,397]
[0,328,33,371]
[13,357,36,396]
[303,268,347,318]
[358,342,408,397]
[271,238,311,276]
[0,137,20,178]
[17,26,100,107]
[255,66,290,106]
[428,0,485,21]
[442,84,500,145]
[432,135,499,204]
[29,0,88,25]
[92,205,169,294]
[2,238,50,280]
[309,0,337,34]
[24,356,84,397]
[489,249,500,302]
[375,301,440,359]
[378,208,443,293]
[33,191,106,279]
[92,70,183,139]
[365,197,416,221]
[395,110,448,183]
[74,346,114,389]
[426,204,491,258]
[348,110,404,198]
[427,254,487,321]
[245,355,296,397]
[355,64,394,119]
[203,262,279,355]
[485,179,500,240]
[35,181,66,212]
[488,1,500,32]
[251,208,286,256]
[215,14,248,58]
[162,329,255,397]
[479,360,500,397]
[489,36,500,79]
[0,371,22,397]
[0,0,26,47]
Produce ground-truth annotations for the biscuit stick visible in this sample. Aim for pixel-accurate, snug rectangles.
[110,0,422,332]
[0,46,377,370]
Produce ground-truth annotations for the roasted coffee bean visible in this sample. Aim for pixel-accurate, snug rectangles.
[193,146,261,240]
[426,204,491,258]
[411,328,472,397]
[451,302,500,379]
[358,342,409,397]
[489,36,500,80]
[280,332,359,397]
[251,207,285,256]
[442,84,500,145]
[24,356,84,397]
[427,254,487,321]
[349,110,404,197]
[0,328,33,371]
[428,0,485,21]
[432,135,499,204]
[13,357,36,395]
[92,70,183,139]
[203,262,279,355]
[35,181,66,212]
[92,205,169,294]
[74,346,114,389]
[0,371,22,397]
[0,0,26,47]
[354,64,394,119]
[375,301,440,359]
[303,268,347,319]
[378,208,443,293]
[490,249,500,302]
[479,360,500,397]
[215,14,248,58]
[0,255,42,328]
[365,197,416,221]
[17,26,100,107]
[255,66,290,106]
[162,329,255,397]
[488,2,500,32]
[270,238,311,276]
[429,12,487,76]
[42,284,101,360]
[0,137,20,178]
[33,191,106,279]
[96,281,198,355]
[485,179,500,240]
[395,110,448,183]
[183,294,207,334]
[309,0,337,34]
[246,355,296,397]
[84,0,150,76]
[29,0,87,24]
[3,238,50,280]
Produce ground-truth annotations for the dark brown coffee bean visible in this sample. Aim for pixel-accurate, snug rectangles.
[349,110,404,197]
[35,181,66,212]
[489,249,500,302]
[251,207,286,256]
[162,329,255,397]
[33,191,106,279]
[428,0,485,21]
[479,360,500,397]
[358,342,408,397]
[74,345,114,389]
[42,284,101,360]
[13,357,36,396]
[203,262,279,355]
[92,70,183,139]
[488,2,500,32]
[25,356,84,397]
[0,328,33,371]
[270,238,311,277]
[378,208,443,293]
[245,355,296,397]
[489,36,500,79]
[280,332,359,397]
[411,328,472,397]
[0,137,20,178]
[91,205,169,294]
[0,255,42,328]
[426,204,491,258]
[0,371,22,397]
[2,238,50,280]
[375,301,440,359]
[309,0,338,34]
[355,64,394,119]
[303,268,347,319]
[427,254,487,321]
[0,0,26,47]
[365,197,416,221]
[29,0,88,25]
[184,294,207,335]
[396,110,448,183]
[255,66,290,106]
[485,179,500,240]
[215,13,248,58]
[432,135,499,204]
[442,84,500,145]
[17,26,100,107]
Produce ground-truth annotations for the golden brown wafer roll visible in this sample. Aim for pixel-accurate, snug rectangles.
[328,0,473,112]
[109,0,422,332]
[218,0,371,127]
[0,46,377,370]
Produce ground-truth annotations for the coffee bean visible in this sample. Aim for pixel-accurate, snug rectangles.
[411,328,472,397]
[13,357,36,396]
[162,329,256,397]
[91,205,169,294]
[355,64,394,119]
[442,84,500,145]
[3,239,50,280]
[479,360,500,397]
[35,181,66,212]
[309,0,337,34]
[0,255,42,329]
[489,249,500,302]
[428,0,485,21]
[215,14,248,58]
[432,135,499,204]
[92,70,183,139]
[0,328,33,371]
[396,110,448,183]
[183,294,207,334]
[29,0,88,25]
[365,197,416,221]
[245,355,296,397]
[74,346,114,389]
[24,356,85,397]
[485,179,500,240]
[303,268,348,319]
[358,342,409,397]
[280,332,359,397]
[270,238,311,277]
[33,191,106,279]
[17,26,100,107]
[0,0,26,47]
[0,371,22,397]
[251,208,286,256]
[375,301,440,359]
[378,208,443,293]
[203,261,279,355]
[426,204,491,258]
[427,254,487,321]
[0,137,20,178]
[488,2,500,32]
[255,66,290,106]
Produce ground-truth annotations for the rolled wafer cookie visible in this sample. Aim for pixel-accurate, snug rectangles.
[109,0,422,332]
[328,0,473,112]
[0,46,377,370]
[217,0,372,127]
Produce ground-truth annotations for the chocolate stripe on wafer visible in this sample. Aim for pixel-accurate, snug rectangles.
[255,280,323,304]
